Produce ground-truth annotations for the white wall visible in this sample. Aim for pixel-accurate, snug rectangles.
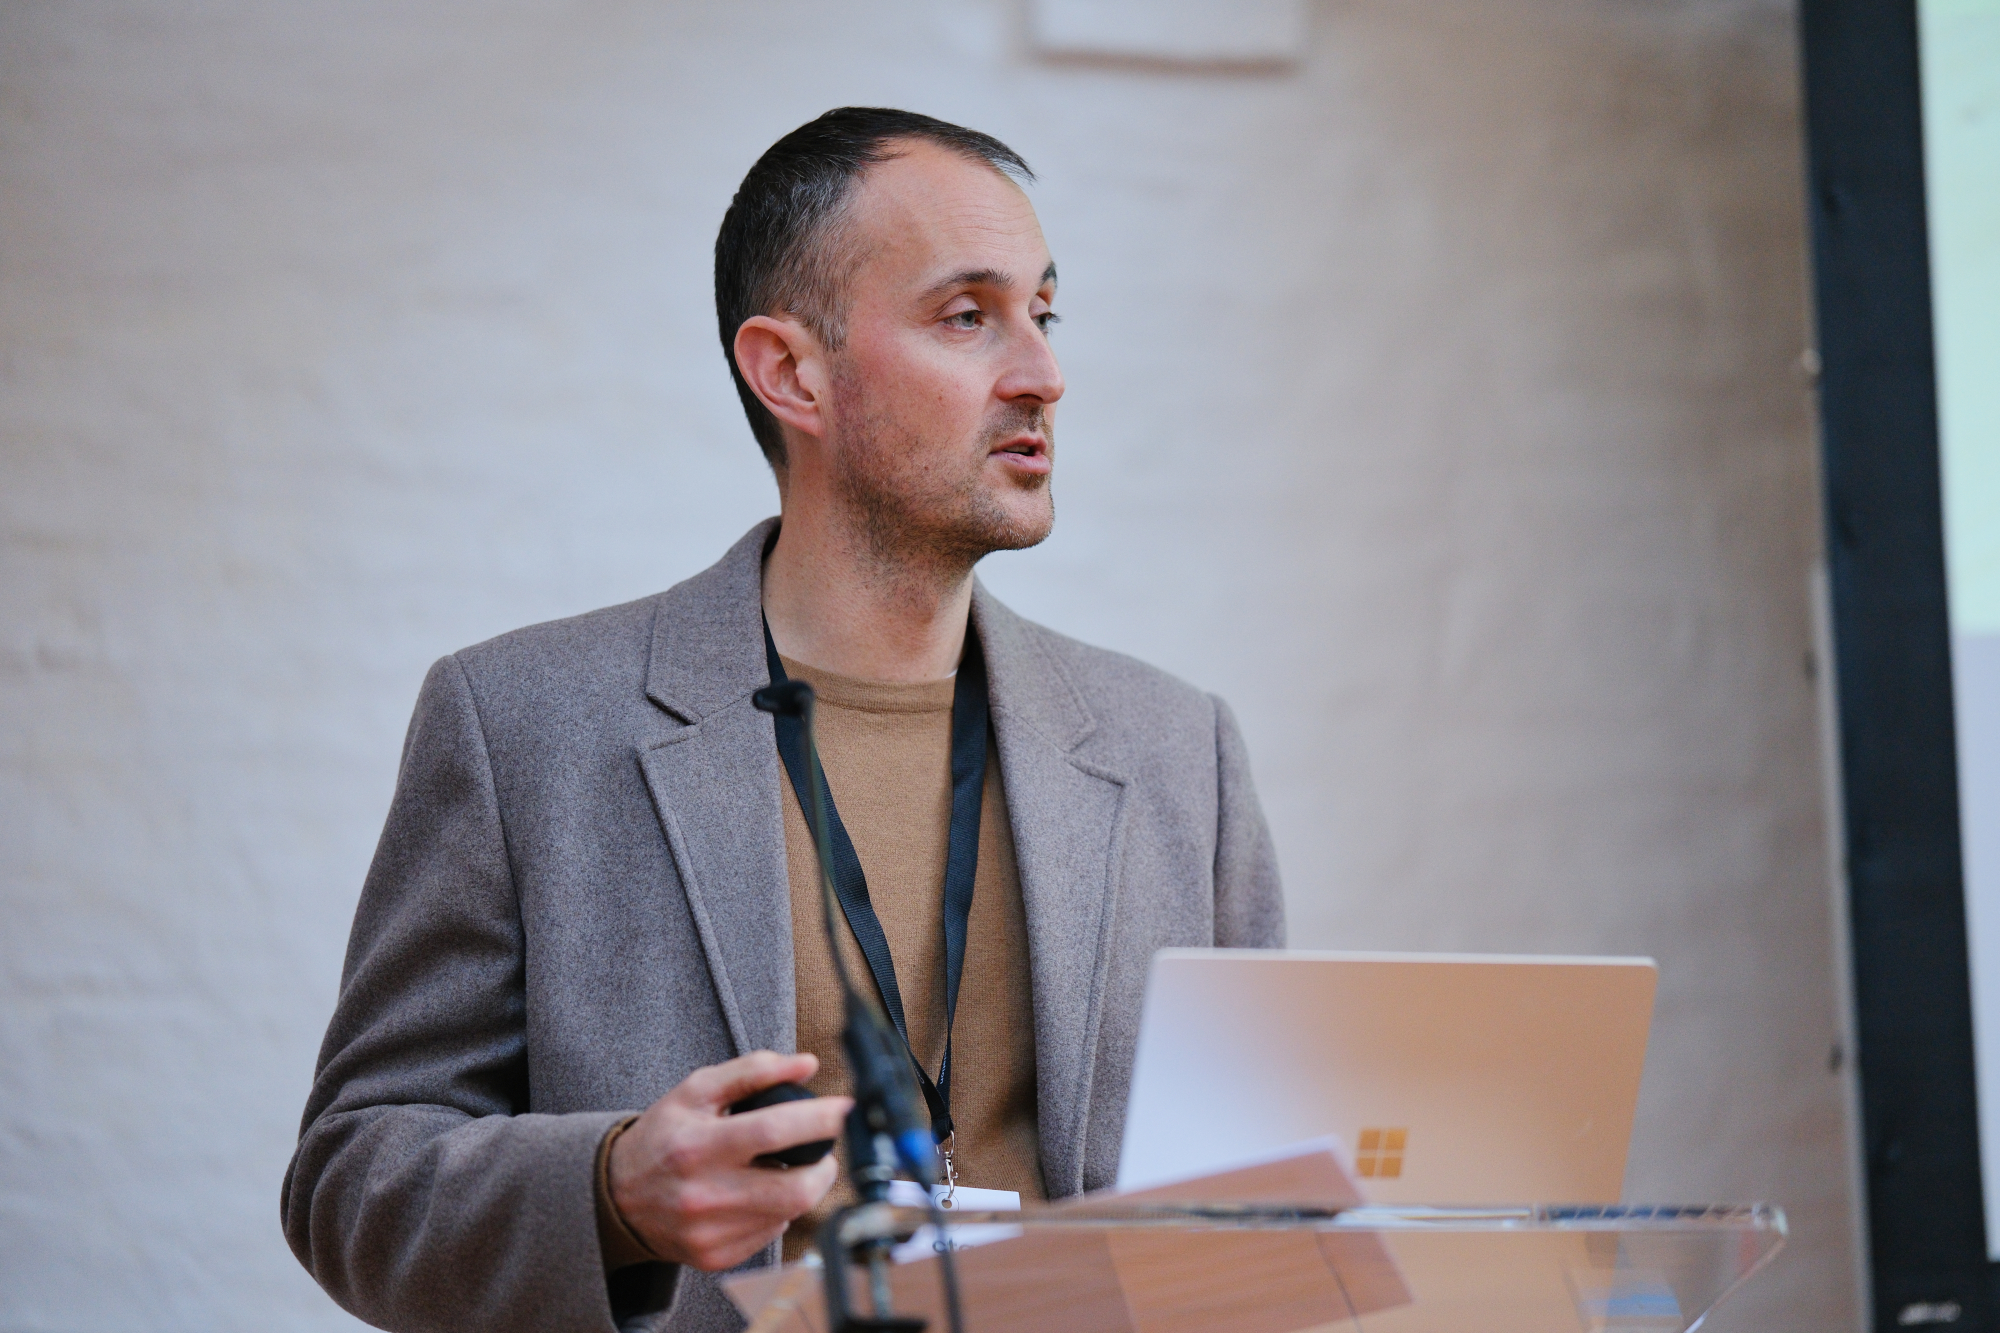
[0,2,1850,1330]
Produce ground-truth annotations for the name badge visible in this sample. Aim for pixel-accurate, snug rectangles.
[885,1180,1022,1261]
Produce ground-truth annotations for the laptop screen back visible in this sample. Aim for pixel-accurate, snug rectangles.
[1116,950,1657,1204]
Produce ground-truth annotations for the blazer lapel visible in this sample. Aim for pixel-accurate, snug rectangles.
[637,518,795,1059]
[974,585,1129,1198]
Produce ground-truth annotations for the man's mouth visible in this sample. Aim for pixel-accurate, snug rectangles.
[991,435,1051,473]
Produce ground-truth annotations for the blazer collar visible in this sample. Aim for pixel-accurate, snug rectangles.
[971,580,1096,755]
[645,517,1099,752]
[645,517,778,725]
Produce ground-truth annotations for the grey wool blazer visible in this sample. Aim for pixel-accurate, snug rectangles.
[284,519,1285,1333]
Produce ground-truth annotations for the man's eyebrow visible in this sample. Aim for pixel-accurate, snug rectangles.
[922,268,1010,301]
[920,262,1060,302]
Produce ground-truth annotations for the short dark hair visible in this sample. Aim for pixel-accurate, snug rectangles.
[714,107,1034,467]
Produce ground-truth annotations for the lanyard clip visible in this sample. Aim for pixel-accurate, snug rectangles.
[937,1130,959,1208]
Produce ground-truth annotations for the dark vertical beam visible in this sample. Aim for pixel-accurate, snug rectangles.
[1799,0,1989,1327]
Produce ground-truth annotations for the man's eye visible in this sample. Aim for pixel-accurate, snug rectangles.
[947,310,982,329]
[1036,311,1061,332]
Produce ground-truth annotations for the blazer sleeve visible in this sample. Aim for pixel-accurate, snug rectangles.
[1210,695,1286,948]
[281,655,654,1333]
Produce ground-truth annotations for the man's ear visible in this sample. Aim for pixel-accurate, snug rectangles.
[734,315,827,442]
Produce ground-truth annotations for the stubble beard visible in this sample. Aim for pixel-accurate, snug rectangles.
[828,374,1055,597]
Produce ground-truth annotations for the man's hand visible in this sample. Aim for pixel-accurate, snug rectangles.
[608,1051,849,1271]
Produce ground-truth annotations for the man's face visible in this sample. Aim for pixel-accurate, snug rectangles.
[820,142,1063,565]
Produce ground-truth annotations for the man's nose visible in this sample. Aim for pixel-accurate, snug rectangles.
[999,318,1065,407]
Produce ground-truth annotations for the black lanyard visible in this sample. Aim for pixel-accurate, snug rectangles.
[763,618,988,1145]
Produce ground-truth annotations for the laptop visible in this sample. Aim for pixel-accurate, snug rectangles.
[1116,949,1658,1203]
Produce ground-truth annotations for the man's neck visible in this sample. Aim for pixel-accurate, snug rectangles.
[761,508,975,684]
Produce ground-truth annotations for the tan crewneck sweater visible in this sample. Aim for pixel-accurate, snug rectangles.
[779,655,1045,1258]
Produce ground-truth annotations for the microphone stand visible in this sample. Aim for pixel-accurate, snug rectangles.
[753,680,966,1333]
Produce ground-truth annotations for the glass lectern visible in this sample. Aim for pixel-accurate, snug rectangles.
[727,1199,1785,1333]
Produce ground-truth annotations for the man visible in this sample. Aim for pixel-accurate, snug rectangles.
[284,107,1283,1333]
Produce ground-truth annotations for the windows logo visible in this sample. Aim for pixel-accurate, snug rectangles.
[1355,1128,1407,1179]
